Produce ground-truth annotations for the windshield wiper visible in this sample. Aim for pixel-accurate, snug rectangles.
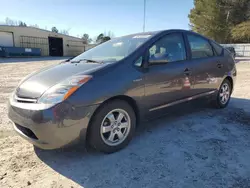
[71,59,103,64]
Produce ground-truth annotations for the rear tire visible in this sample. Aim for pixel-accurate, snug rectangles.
[212,79,232,109]
[88,100,136,153]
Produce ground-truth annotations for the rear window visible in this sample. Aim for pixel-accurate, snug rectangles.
[187,34,214,59]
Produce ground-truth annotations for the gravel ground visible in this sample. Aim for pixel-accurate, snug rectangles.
[1,57,250,188]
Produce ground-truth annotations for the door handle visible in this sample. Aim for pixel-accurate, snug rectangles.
[184,68,191,76]
[217,63,223,68]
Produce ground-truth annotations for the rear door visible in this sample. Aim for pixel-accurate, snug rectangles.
[185,33,223,94]
[143,32,196,111]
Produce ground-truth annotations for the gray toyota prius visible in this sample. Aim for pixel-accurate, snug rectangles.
[8,29,237,153]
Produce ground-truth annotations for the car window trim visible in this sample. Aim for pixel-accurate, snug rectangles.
[186,33,215,60]
[146,32,188,66]
[132,46,149,69]
[208,40,219,56]
[210,40,224,56]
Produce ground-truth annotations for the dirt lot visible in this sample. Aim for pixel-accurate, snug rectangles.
[1,57,250,188]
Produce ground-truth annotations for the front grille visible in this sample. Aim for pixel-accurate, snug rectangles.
[15,124,38,140]
[14,95,37,103]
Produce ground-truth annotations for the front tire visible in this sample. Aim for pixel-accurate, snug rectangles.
[88,100,136,153]
[212,79,232,108]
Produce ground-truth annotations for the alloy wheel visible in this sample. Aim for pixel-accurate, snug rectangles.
[219,82,231,104]
[100,109,131,146]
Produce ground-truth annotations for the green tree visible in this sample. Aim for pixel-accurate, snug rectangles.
[231,21,250,43]
[96,33,104,43]
[96,33,111,44]
[82,33,92,44]
[189,0,230,43]
[221,0,250,26]
[51,26,58,33]
[18,21,27,27]
[189,0,250,43]
[102,36,111,42]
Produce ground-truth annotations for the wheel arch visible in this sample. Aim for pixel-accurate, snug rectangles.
[225,76,234,91]
[85,95,140,142]
[219,75,234,91]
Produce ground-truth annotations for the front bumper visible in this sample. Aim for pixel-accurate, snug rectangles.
[8,99,98,149]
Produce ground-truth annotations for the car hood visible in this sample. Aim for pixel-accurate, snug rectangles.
[16,62,108,99]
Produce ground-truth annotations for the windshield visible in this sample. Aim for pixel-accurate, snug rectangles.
[71,34,152,63]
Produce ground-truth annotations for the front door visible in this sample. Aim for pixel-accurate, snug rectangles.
[143,32,196,111]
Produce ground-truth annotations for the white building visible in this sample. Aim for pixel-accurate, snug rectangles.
[0,25,95,56]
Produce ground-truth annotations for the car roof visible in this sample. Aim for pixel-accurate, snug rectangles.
[116,29,214,43]
[121,29,193,38]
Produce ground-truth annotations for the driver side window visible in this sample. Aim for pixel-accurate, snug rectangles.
[148,33,186,64]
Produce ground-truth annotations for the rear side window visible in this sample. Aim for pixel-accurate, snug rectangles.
[211,41,223,56]
[187,34,214,59]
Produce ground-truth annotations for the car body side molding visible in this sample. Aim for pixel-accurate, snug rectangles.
[149,90,217,112]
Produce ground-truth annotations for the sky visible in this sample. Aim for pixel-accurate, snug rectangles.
[0,0,194,39]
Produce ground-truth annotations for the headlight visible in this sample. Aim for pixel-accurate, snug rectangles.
[38,75,92,104]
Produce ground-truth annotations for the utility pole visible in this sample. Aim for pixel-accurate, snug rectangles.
[143,0,146,32]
